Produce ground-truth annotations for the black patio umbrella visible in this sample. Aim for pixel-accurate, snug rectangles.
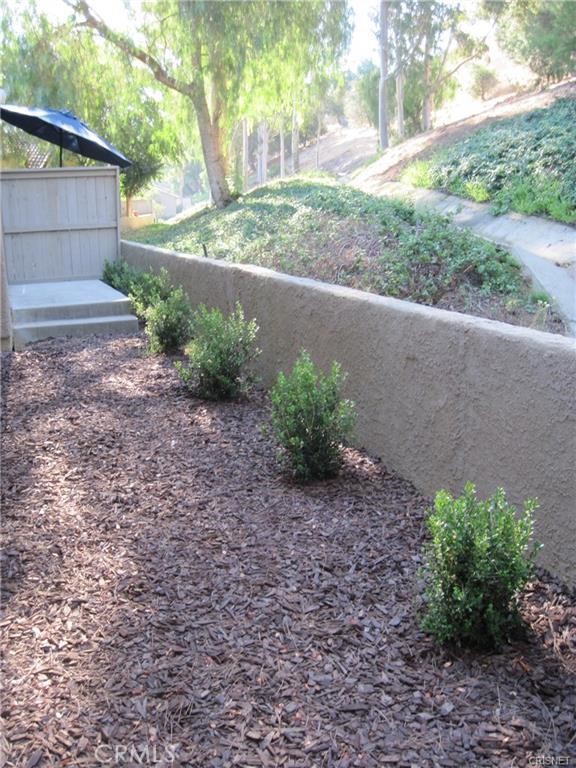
[0,105,131,169]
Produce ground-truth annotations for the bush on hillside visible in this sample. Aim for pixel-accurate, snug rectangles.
[402,99,576,223]
[469,64,498,101]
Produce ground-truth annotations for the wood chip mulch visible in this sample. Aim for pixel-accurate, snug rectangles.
[1,334,575,768]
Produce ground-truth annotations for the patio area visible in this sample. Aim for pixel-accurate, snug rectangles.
[1,333,575,767]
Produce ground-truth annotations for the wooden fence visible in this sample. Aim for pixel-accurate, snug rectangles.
[1,166,121,283]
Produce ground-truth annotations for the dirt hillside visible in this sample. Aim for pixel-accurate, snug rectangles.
[298,78,576,183]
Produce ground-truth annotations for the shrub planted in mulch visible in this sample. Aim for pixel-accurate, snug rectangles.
[175,302,260,400]
[270,349,356,482]
[422,482,541,649]
[144,287,194,354]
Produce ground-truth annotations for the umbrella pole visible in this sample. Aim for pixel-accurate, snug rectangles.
[59,130,63,167]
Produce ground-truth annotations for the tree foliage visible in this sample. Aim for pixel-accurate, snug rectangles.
[488,0,576,82]
[1,2,184,203]
[357,1,486,138]
[355,61,380,128]
[355,55,456,138]
[65,0,351,207]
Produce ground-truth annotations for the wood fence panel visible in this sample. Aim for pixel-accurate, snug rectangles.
[1,167,120,283]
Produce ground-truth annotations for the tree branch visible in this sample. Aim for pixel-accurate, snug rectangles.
[430,43,487,95]
[63,0,197,100]
[430,21,495,95]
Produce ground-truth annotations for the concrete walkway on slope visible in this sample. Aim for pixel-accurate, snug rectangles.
[353,179,576,336]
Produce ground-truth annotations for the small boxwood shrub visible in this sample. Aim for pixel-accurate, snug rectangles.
[102,258,140,296]
[102,260,175,321]
[175,302,259,400]
[129,267,174,321]
[270,350,356,482]
[422,483,540,649]
[144,287,193,354]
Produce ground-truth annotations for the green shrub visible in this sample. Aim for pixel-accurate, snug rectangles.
[401,160,435,189]
[175,303,259,400]
[144,287,193,354]
[380,213,522,303]
[492,175,576,223]
[102,259,140,296]
[129,267,174,321]
[102,261,176,321]
[422,483,540,649]
[469,64,498,101]
[270,350,356,482]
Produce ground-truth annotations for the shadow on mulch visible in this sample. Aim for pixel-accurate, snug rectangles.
[1,334,575,768]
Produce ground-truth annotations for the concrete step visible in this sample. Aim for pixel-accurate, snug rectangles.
[13,314,139,350]
[12,297,134,323]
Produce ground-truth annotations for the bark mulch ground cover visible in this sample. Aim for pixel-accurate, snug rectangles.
[1,333,575,768]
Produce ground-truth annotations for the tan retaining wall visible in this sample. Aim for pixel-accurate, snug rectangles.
[122,241,576,586]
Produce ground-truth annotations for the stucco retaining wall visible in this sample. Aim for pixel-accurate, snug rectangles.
[122,241,576,586]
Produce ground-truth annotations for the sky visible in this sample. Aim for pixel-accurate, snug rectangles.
[345,0,379,71]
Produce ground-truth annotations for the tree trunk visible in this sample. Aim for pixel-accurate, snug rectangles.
[315,113,321,169]
[261,120,268,184]
[291,110,300,174]
[378,0,389,150]
[279,118,285,179]
[422,26,432,132]
[422,92,433,131]
[256,121,268,184]
[125,195,131,217]
[396,70,405,139]
[192,88,232,208]
[394,10,404,141]
[242,118,249,192]
[256,123,263,184]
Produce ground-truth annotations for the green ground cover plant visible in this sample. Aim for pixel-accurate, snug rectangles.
[175,303,260,400]
[422,483,540,650]
[270,350,356,482]
[402,98,576,223]
[129,178,531,310]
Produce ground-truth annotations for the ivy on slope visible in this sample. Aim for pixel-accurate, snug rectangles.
[403,98,576,224]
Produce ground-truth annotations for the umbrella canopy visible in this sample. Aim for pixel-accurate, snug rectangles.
[0,105,131,169]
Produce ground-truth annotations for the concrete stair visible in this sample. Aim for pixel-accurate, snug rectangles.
[9,280,139,350]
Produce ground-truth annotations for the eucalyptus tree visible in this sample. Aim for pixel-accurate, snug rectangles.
[237,1,351,186]
[66,0,351,208]
[368,1,488,136]
[378,0,390,149]
[414,1,488,130]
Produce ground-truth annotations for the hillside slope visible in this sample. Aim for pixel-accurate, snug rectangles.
[298,79,576,184]
[128,180,566,334]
